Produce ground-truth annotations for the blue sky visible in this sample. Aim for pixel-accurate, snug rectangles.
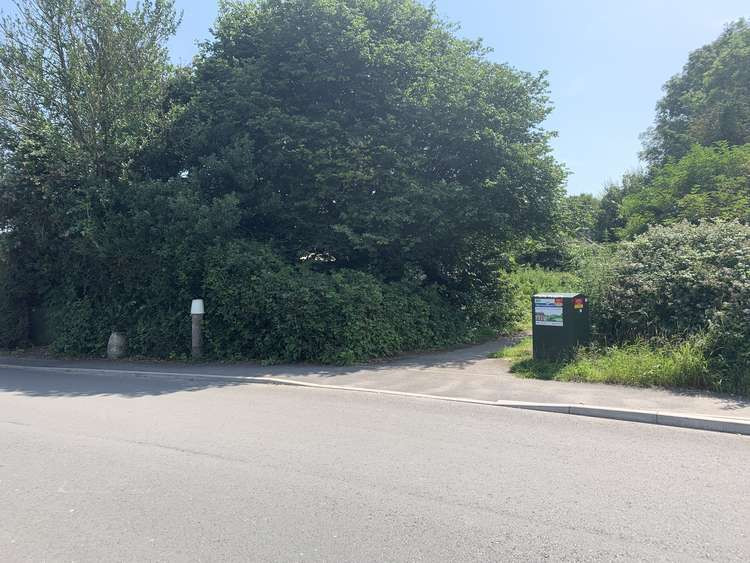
[3,1,749,194]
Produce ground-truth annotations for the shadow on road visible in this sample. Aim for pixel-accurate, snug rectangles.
[0,336,519,399]
[0,368,251,398]
[2,331,749,418]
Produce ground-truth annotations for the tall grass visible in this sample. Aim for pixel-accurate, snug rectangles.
[508,266,581,329]
[497,336,714,391]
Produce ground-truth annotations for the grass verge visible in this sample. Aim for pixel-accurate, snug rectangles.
[494,336,714,390]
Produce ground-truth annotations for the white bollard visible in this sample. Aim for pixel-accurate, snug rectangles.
[191,299,205,359]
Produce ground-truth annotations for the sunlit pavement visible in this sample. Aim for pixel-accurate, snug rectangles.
[1,364,749,561]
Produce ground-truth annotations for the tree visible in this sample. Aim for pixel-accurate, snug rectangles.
[642,19,750,166]
[0,0,179,179]
[156,0,565,296]
[593,183,623,242]
[0,0,180,344]
[621,143,750,237]
[563,193,600,241]
[592,171,644,242]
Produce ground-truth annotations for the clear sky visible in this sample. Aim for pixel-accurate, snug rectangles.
[3,1,749,194]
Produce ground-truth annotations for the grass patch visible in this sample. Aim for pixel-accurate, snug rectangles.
[492,337,531,360]
[496,336,714,390]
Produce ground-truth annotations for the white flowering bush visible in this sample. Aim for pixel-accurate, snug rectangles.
[594,221,750,393]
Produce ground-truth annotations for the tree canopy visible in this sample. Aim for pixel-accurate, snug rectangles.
[603,19,750,240]
[642,19,750,166]
[621,143,750,237]
[154,0,564,292]
[1,0,563,359]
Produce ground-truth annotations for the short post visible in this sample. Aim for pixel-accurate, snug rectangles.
[191,299,205,359]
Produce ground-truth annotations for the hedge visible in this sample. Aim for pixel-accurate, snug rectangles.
[593,220,750,393]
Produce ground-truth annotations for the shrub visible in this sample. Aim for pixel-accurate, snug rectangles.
[45,179,239,358]
[0,237,29,348]
[591,220,750,394]
[704,297,750,394]
[203,241,513,364]
[39,183,520,363]
[594,220,750,341]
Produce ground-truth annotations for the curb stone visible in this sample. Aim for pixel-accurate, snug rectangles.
[1,363,749,436]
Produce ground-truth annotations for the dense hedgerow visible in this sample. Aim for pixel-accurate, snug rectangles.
[45,241,518,363]
[594,221,750,339]
[593,220,750,393]
[0,0,558,362]
[0,237,28,348]
[202,241,510,364]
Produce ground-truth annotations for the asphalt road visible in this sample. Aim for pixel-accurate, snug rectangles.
[1,367,749,562]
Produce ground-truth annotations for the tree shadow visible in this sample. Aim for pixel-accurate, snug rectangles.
[0,367,251,398]
[662,386,750,413]
[0,336,520,399]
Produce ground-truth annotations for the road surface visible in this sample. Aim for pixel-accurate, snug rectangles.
[1,366,749,561]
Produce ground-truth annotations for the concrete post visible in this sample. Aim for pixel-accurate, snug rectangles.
[191,299,205,360]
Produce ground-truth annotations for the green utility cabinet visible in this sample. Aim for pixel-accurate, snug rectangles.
[532,293,591,360]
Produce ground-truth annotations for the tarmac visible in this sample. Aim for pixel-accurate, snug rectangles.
[2,336,749,434]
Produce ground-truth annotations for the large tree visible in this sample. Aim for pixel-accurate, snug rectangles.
[154,0,564,294]
[621,142,750,237]
[0,0,180,345]
[0,0,179,180]
[642,19,750,166]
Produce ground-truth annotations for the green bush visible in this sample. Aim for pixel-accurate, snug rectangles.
[31,171,521,362]
[595,220,750,340]
[203,241,511,364]
[704,298,750,394]
[0,237,29,348]
[45,179,239,358]
[593,220,750,393]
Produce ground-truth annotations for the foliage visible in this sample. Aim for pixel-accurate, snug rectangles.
[0,0,181,350]
[0,0,179,180]
[156,0,564,292]
[512,236,573,269]
[512,192,602,268]
[594,220,750,341]
[593,184,624,242]
[642,19,750,166]
[0,0,563,362]
[562,193,601,241]
[501,336,713,391]
[201,240,516,364]
[47,179,242,357]
[704,294,750,394]
[588,220,750,393]
[568,241,619,330]
[621,143,750,237]
[0,234,29,348]
[507,265,581,328]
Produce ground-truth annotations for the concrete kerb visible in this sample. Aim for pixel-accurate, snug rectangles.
[2,363,749,436]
